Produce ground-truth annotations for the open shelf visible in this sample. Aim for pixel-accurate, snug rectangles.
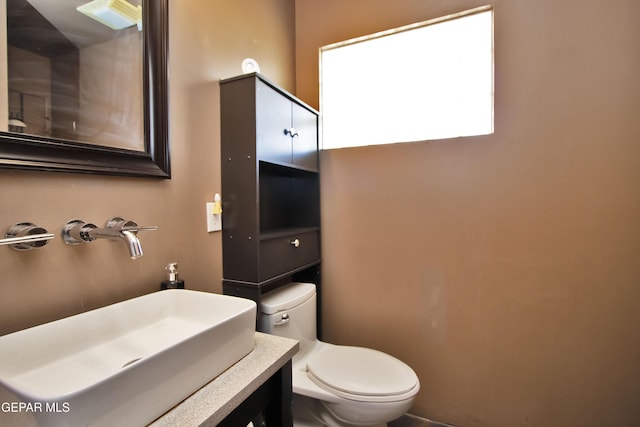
[259,161,320,234]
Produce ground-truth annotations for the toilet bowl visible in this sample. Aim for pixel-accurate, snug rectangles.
[259,282,420,427]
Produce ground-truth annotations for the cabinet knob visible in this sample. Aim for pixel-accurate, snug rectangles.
[284,128,299,138]
[290,238,300,248]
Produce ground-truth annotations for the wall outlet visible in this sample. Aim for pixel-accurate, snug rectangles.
[206,202,222,232]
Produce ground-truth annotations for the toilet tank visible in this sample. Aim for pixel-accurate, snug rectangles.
[259,282,317,345]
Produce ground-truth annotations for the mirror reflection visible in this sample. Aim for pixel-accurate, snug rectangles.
[3,0,144,151]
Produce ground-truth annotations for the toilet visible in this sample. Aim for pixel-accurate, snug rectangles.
[259,282,420,427]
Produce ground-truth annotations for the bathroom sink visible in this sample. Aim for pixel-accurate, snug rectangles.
[0,289,256,427]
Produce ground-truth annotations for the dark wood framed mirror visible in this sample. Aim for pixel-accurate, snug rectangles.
[0,0,169,178]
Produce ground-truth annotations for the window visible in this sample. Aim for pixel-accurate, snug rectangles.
[320,6,493,150]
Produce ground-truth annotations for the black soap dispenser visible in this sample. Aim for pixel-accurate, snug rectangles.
[161,262,185,290]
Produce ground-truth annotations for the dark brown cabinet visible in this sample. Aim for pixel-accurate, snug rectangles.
[255,79,318,171]
[220,73,322,320]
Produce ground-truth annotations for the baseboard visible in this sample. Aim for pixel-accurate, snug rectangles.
[389,413,457,427]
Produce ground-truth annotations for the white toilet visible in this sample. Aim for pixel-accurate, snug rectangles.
[259,282,420,427]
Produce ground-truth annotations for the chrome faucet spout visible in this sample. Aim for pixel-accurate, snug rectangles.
[123,230,143,259]
[88,227,144,259]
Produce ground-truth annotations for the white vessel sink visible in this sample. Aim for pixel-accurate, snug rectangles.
[0,289,256,427]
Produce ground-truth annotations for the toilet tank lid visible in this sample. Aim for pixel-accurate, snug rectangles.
[260,282,316,314]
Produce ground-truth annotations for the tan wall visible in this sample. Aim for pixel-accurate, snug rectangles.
[0,0,295,336]
[295,0,640,426]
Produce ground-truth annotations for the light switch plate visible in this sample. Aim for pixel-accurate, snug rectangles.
[206,202,222,232]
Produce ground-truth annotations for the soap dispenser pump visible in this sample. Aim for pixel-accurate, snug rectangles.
[161,262,185,290]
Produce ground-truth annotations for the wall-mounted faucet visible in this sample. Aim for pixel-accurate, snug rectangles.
[62,217,157,259]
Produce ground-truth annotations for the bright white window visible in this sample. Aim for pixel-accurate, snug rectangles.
[320,6,494,150]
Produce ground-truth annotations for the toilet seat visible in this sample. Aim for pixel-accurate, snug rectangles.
[306,345,419,403]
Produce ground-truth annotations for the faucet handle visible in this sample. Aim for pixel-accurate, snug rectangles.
[105,217,157,233]
[122,225,158,232]
[2,222,55,250]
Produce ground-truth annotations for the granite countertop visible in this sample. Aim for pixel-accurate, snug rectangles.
[149,332,299,427]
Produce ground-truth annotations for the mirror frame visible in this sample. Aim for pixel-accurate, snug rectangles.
[0,0,170,178]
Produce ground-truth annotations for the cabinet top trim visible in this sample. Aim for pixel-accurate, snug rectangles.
[220,72,319,115]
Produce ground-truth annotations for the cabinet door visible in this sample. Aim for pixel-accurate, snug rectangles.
[256,80,293,166]
[291,103,318,171]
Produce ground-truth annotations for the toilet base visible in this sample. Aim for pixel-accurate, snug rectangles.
[292,394,388,427]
